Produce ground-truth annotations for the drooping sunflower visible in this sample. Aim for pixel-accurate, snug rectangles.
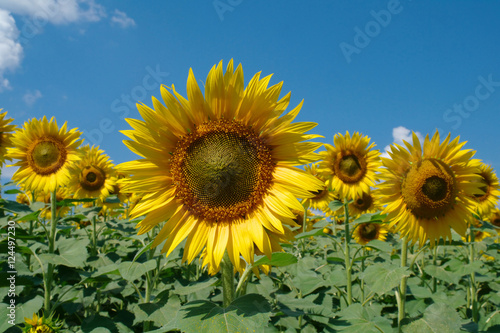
[469,163,500,217]
[8,116,82,193]
[302,163,339,211]
[119,60,324,273]
[353,222,389,246]
[0,109,16,167]
[378,131,483,246]
[319,131,381,200]
[67,145,116,200]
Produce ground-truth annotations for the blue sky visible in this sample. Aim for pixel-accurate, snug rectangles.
[1,0,499,183]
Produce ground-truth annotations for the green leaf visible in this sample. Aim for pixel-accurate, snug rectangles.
[0,199,33,213]
[294,228,325,239]
[132,241,153,264]
[423,265,459,285]
[403,303,462,333]
[337,303,392,333]
[4,295,44,325]
[3,189,22,194]
[253,252,297,267]
[171,294,272,333]
[104,195,121,203]
[15,210,41,222]
[360,263,410,295]
[81,314,117,332]
[118,260,157,282]
[329,200,344,212]
[57,198,96,207]
[39,238,90,268]
[173,277,217,296]
[133,294,181,326]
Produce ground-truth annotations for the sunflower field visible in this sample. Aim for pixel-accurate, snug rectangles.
[1,60,500,333]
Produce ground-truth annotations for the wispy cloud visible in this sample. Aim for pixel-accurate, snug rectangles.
[23,89,42,106]
[1,164,18,183]
[0,9,23,92]
[110,9,135,29]
[382,126,424,158]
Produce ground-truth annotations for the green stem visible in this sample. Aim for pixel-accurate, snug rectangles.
[44,190,58,315]
[361,247,366,303]
[221,252,235,307]
[397,234,409,331]
[343,199,352,306]
[235,265,253,297]
[143,235,156,332]
[432,246,438,293]
[469,229,478,322]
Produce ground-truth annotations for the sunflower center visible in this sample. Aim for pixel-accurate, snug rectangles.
[492,218,500,227]
[80,165,106,192]
[28,138,67,175]
[334,152,367,183]
[402,158,457,219]
[472,174,489,201]
[310,186,328,200]
[359,223,378,241]
[172,120,275,222]
[353,192,373,211]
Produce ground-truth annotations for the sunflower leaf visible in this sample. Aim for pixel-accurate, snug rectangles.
[254,252,297,267]
[360,263,410,295]
[328,200,344,212]
[402,303,462,333]
[171,294,272,333]
[335,303,392,333]
[118,260,157,282]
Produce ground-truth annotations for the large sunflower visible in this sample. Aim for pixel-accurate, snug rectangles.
[8,116,82,193]
[319,131,381,200]
[0,109,16,167]
[119,60,324,273]
[378,131,482,246]
[67,145,116,200]
[469,163,499,217]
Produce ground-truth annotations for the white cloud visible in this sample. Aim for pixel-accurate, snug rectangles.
[1,164,18,182]
[110,9,135,28]
[382,126,425,158]
[23,89,42,106]
[0,0,106,25]
[0,9,23,92]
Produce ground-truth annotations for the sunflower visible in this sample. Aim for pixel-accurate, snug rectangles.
[37,186,71,220]
[0,109,16,167]
[378,131,482,246]
[469,163,500,217]
[302,163,339,211]
[348,190,381,218]
[8,116,82,193]
[67,145,116,200]
[486,208,500,228]
[119,60,324,273]
[462,220,493,243]
[319,131,381,200]
[353,222,389,246]
[24,313,58,333]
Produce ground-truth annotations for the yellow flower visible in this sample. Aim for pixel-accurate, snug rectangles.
[8,116,82,193]
[378,131,482,246]
[67,145,116,200]
[319,131,381,200]
[302,163,339,211]
[353,222,389,247]
[348,190,381,218]
[0,109,16,167]
[119,60,324,273]
[486,208,500,228]
[24,313,55,333]
[469,163,500,217]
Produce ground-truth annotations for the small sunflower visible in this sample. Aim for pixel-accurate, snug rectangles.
[378,131,482,246]
[119,60,324,273]
[462,220,493,243]
[8,116,82,193]
[67,145,116,200]
[23,313,58,333]
[348,190,381,218]
[302,163,339,211]
[469,163,500,217]
[0,109,16,167]
[353,222,389,246]
[486,208,500,228]
[37,187,71,220]
[319,131,381,200]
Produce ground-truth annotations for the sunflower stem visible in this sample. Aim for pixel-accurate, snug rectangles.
[221,251,235,307]
[469,229,479,322]
[235,265,253,298]
[432,245,438,293]
[397,234,409,331]
[343,199,352,306]
[44,190,58,315]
